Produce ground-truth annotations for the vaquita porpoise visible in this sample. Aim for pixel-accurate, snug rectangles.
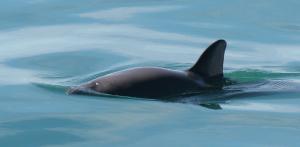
[68,39,227,99]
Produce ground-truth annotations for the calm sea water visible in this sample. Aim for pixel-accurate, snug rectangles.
[1,0,300,146]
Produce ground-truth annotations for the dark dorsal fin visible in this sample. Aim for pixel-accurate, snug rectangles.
[189,39,226,79]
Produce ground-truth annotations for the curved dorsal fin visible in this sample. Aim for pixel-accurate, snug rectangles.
[189,39,226,79]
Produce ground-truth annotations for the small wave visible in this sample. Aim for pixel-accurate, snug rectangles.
[223,102,300,113]
[273,23,300,32]
[32,82,68,94]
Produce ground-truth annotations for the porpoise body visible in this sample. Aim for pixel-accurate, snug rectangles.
[68,39,227,99]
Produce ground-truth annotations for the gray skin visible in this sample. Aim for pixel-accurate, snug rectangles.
[68,39,227,99]
[69,67,211,99]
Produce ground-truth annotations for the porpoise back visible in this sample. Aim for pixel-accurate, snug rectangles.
[68,39,227,99]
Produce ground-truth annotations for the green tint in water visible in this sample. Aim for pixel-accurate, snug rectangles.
[226,69,300,82]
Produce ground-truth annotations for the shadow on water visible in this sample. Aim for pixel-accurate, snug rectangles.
[0,118,86,147]
[178,80,300,104]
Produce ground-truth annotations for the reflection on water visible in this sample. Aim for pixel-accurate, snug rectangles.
[1,0,300,146]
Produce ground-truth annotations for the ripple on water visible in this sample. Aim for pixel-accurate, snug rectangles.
[4,49,130,77]
[0,117,86,147]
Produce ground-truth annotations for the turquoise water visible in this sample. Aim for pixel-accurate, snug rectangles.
[1,0,300,146]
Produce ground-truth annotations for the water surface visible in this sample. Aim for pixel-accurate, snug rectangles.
[1,0,300,146]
